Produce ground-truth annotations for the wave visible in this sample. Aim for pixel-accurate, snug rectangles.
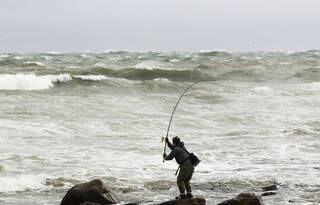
[133,60,164,70]
[85,67,211,82]
[0,174,49,192]
[291,67,320,82]
[0,73,71,91]
[22,61,45,67]
[198,50,232,57]
[299,82,320,91]
[0,74,109,91]
[0,174,80,193]
[217,68,265,81]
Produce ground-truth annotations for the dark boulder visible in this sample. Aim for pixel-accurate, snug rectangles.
[218,193,264,205]
[60,179,119,205]
[217,199,242,205]
[158,198,205,205]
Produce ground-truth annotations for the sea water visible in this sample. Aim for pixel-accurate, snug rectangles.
[0,51,319,204]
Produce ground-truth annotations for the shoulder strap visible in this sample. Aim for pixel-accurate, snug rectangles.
[180,145,191,156]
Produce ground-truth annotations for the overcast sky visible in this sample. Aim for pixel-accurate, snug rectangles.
[1,0,320,52]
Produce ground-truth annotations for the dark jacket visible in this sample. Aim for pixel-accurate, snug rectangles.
[165,141,193,166]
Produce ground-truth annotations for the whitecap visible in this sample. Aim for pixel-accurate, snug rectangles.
[0,73,72,91]
[0,54,10,58]
[169,59,180,63]
[80,54,90,58]
[66,66,81,69]
[93,63,107,68]
[22,61,45,67]
[41,55,52,61]
[13,56,24,60]
[300,82,320,91]
[45,51,61,55]
[134,61,163,70]
[72,75,107,81]
[251,86,273,93]
[152,78,171,82]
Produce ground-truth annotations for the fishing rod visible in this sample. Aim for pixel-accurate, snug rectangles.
[162,80,204,162]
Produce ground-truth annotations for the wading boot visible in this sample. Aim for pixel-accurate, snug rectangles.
[175,193,186,200]
[187,192,193,198]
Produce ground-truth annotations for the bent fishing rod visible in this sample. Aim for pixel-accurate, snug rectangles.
[162,80,204,162]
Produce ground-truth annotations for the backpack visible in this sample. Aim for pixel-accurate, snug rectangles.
[181,146,201,167]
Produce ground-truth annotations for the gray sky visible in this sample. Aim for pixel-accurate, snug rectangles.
[1,0,320,52]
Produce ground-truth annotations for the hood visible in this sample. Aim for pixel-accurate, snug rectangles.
[176,141,184,147]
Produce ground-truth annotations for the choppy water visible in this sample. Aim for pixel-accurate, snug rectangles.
[0,51,320,205]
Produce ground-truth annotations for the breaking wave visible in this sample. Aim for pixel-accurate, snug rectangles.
[0,74,108,91]
[0,74,71,91]
[0,174,49,192]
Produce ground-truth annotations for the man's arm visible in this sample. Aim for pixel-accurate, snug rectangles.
[164,149,176,161]
[165,137,174,150]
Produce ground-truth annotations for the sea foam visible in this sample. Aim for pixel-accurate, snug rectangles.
[0,73,72,91]
[0,174,49,192]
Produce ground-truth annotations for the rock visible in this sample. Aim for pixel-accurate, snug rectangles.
[60,179,119,205]
[217,199,242,205]
[261,185,277,191]
[218,193,264,205]
[261,192,276,197]
[80,203,101,205]
[158,198,205,205]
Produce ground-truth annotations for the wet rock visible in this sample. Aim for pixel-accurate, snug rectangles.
[261,185,277,191]
[60,179,119,205]
[217,199,242,205]
[158,198,205,205]
[261,191,277,196]
[261,192,276,197]
[80,202,101,205]
[218,193,264,205]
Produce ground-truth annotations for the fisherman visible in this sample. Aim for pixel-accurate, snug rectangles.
[163,136,194,199]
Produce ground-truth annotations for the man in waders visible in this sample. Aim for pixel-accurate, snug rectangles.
[163,136,194,199]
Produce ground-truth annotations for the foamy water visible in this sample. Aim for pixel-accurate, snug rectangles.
[0,51,320,204]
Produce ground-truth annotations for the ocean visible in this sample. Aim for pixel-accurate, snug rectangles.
[0,51,319,204]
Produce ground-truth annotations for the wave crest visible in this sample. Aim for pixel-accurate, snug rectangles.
[0,74,72,91]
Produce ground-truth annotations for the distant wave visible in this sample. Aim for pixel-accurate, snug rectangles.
[85,66,211,82]
[1,51,320,84]
[22,61,45,67]
[133,60,165,70]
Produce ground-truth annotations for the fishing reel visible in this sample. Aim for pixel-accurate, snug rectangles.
[161,137,165,143]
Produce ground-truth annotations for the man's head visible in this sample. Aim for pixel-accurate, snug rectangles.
[172,136,180,146]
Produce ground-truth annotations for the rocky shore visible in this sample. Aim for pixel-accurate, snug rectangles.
[59,179,275,205]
